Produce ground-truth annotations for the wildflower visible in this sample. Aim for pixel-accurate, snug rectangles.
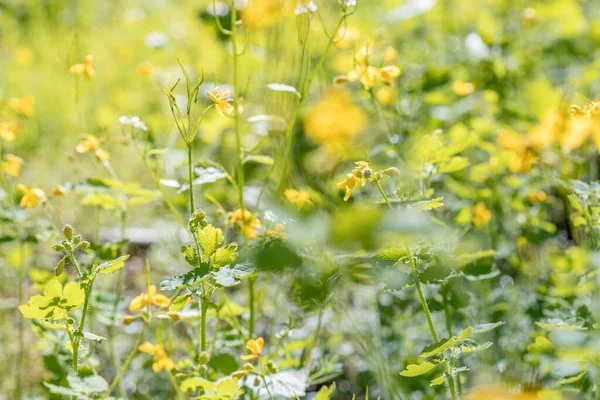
[241,337,264,360]
[265,223,286,239]
[19,279,85,320]
[8,96,35,117]
[119,115,147,131]
[17,184,46,208]
[52,186,66,196]
[303,87,366,154]
[472,202,491,226]
[284,189,313,209]
[379,65,401,85]
[137,62,153,77]
[3,154,23,177]
[559,102,600,152]
[497,129,538,173]
[452,80,475,96]
[517,236,528,249]
[138,342,175,372]
[522,7,536,26]
[376,87,394,105]
[295,1,317,15]
[336,161,377,201]
[382,46,398,63]
[207,88,234,116]
[75,134,100,154]
[334,26,360,49]
[243,0,280,29]
[0,120,20,142]
[527,108,565,150]
[337,174,362,201]
[229,209,262,240]
[346,45,401,89]
[69,55,96,81]
[129,285,171,312]
[527,190,547,204]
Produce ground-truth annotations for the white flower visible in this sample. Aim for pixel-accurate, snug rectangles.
[344,0,357,6]
[134,121,148,131]
[119,115,131,125]
[144,32,169,49]
[308,1,317,11]
[119,115,147,131]
[295,1,317,15]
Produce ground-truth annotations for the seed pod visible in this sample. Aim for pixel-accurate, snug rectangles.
[55,256,66,276]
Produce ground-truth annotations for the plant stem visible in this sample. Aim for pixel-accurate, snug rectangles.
[303,306,324,367]
[102,322,149,398]
[187,144,196,213]
[73,284,93,372]
[248,276,256,338]
[201,297,208,352]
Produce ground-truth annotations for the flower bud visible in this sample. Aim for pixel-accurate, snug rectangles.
[243,362,256,372]
[52,244,65,252]
[77,241,91,251]
[362,168,373,179]
[199,351,209,365]
[232,370,247,379]
[63,225,73,240]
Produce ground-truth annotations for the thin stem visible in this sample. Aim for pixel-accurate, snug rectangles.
[261,375,274,400]
[374,180,393,209]
[187,144,196,214]
[102,322,149,398]
[201,298,208,352]
[248,277,256,338]
[231,1,246,214]
[303,306,324,367]
[73,284,93,372]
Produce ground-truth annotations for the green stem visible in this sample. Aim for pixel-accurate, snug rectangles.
[201,297,209,352]
[261,375,274,400]
[248,277,256,338]
[102,322,149,398]
[187,144,196,214]
[374,180,392,209]
[231,2,246,214]
[303,306,324,367]
[73,284,93,372]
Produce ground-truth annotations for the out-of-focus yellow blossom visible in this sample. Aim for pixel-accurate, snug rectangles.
[517,236,529,249]
[3,154,23,177]
[138,342,175,373]
[284,189,313,209]
[383,46,398,63]
[334,26,360,49]
[17,184,46,208]
[303,87,366,154]
[466,385,539,400]
[129,285,170,312]
[527,108,565,149]
[243,0,280,29]
[207,88,234,116]
[376,86,394,105]
[346,44,401,89]
[240,337,264,360]
[336,162,371,201]
[452,80,475,96]
[14,47,34,66]
[75,134,100,153]
[265,224,286,239]
[559,102,600,151]
[229,209,262,239]
[527,190,547,204]
[8,96,35,117]
[52,186,66,196]
[473,202,491,226]
[0,120,20,142]
[137,62,153,77]
[69,55,96,81]
[522,7,536,26]
[497,129,538,173]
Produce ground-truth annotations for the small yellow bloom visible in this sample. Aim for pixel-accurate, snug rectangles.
[137,62,153,77]
[207,88,234,116]
[517,236,528,249]
[334,26,360,49]
[452,80,475,96]
[75,134,100,154]
[3,154,23,177]
[52,186,66,196]
[0,120,20,142]
[497,129,538,173]
[379,65,401,85]
[138,342,175,373]
[376,86,394,105]
[17,184,46,208]
[241,337,264,360]
[243,0,280,29]
[383,46,398,63]
[265,223,286,239]
[229,209,262,240]
[472,202,491,226]
[336,174,361,201]
[284,189,313,209]
[14,47,34,67]
[129,285,171,312]
[527,190,547,204]
[8,96,35,117]
[70,55,95,81]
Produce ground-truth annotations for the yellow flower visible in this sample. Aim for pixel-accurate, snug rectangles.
[376,86,394,105]
[334,26,360,49]
[517,236,528,249]
[497,129,538,173]
[0,120,20,142]
[75,134,100,154]
[346,44,401,89]
[241,337,264,360]
[303,87,366,155]
[14,47,34,67]
[284,189,313,209]
[379,65,401,85]
[229,209,262,240]
[451,80,475,96]
[129,285,171,312]
[138,342,175,373]
[337,174,361,201]
[265,223,286,239]
[207,88,234,117]
[69,55,96,81]
[472,202,491,226]
[383,46,398,63]
[137,63,153,77]
[527,190,547,204]
[8,96,35,117]
[3,154,23,177]
[17,184,46,208]
[52,186,66,196]
[336,161,371,201]
[243,0,280,29]
[527,108,565,150]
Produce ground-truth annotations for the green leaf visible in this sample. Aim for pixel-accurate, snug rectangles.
[439,156,470,173]
[528,336,552,353]
[181,245,199,267]
[160,264,210,291]
[265,83,301,97]
[197,225,224,257]
[180,377,215,392]
[314,384,335,400]
[460,341,493,354]
[80,192,120,210]
[212,262,256,287]
[83,332,107,342]
[430,375,445,386]
[169,294,192,312]
[211,244,238,267]
[399,362,437,377]
[420,337,454,358]
[557,371,586,386]
[193,166,228,185]
[536,320,586,331]
[471,321,505,334]
[243,155,274,165]
[96,255,130,275]
[208,352,239,375]
[411,197,444,211]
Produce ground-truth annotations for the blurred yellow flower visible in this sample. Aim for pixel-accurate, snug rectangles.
[452,80,475,96]
[303,87,366,154]
[70,55,96,81]
[207,88,233,116]
[241,337,264,360]
[8,96,35,117]
[0,120,20,142]
[265,223,286,239]
[52,186,66,196]
[243,0,280,29]
[527,190,547,204]
[376,86,394,105]
[137,62,153,77]
[229,209,262,239]
[473,202,491,226]
[75,134,100,154]
[284,189,312,209]
[17,184,46,208]
[3,154,23,177]
[558,103,600,152]
[497,129,538,173]
[334,26,360,49]
[383,46,398,63]
[527,108,565,150]
[129,285,171,311]
[138,342,175,373]
[466,385,538,400]
[14,47,34,67]
[346,44,401,89]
